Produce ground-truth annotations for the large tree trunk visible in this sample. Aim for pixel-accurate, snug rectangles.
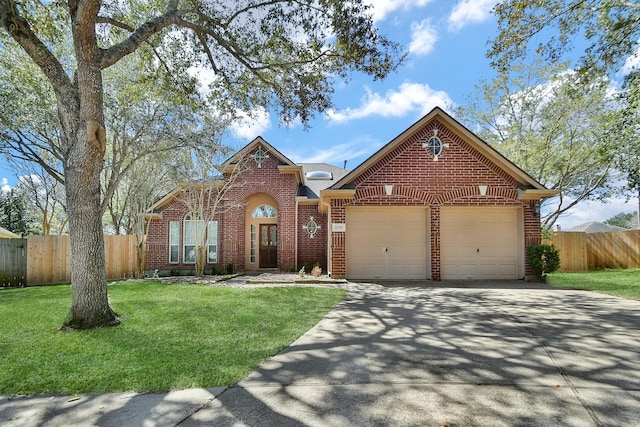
[62,141,120,329]
[61,0,119,329]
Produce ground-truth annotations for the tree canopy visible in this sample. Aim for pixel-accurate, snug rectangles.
[604,211,639,229]
[0,186,39,237]
[490,1,640,76]
[456,60,618,226]
[0,0,404,329]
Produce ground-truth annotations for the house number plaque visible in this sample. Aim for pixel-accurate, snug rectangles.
[331,223,346,232]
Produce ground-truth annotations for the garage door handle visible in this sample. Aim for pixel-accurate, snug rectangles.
[476,248,480,253]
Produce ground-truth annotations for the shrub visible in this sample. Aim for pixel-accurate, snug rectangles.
[311,265,322,277]
[527,244,561,276]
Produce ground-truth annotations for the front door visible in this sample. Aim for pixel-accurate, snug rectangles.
[259,224,278,268]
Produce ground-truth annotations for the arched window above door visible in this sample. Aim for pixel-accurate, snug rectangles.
[252,205,278,218]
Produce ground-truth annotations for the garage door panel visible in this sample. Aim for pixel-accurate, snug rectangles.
[347,207,429,280]
[441,207,522,280]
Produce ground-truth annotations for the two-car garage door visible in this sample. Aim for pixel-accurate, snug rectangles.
[346,206,522,280]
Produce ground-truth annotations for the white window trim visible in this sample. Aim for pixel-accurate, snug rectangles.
[169,221,180,264]
[183,214,204,264]
[182,215,218,265]
[207,221,218,264]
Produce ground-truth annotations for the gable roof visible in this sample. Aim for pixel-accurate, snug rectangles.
[0,226,19,238]
[568,221,628,233]
[220,136,296,171]
[329,107,558,200]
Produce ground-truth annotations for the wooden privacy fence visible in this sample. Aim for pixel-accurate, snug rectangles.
[0,239,27,287]
[0,235,141,286]
[551,230,640,272]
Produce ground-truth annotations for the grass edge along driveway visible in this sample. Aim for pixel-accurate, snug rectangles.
[0,281,346,396]
[547,268,640,300]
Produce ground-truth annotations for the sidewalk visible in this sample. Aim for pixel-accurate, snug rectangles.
[2,281,640,426]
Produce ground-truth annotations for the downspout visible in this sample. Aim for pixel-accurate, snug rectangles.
[326,203,332,277]
[294,197,298,271]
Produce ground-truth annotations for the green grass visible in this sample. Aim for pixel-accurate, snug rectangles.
[547,269,640,300]
[0,281,346,396]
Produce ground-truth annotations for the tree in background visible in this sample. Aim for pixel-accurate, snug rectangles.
[0,187,38,237]
[604,211,639,229]
[488,0,640,227]
[456,60,617,227]
[1,0,403,329]
[0,44,64,185]
[1,41,231,223]
[106,159,176,278]
[99,54,233,220]
[614,70,640,227]
[490,1,640,77]
[173,147,250,277]
[7,158,68,235]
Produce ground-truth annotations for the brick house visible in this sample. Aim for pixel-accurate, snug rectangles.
[145,107,557,280]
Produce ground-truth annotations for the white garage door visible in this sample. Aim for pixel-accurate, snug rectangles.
[440,207,522,280]
[347,207,429,280]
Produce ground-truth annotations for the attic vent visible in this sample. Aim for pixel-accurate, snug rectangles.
[305,170,333,180]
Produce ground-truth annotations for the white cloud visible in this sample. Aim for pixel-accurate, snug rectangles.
[622,43,640,75]
[326,82,454,123]
[18,174,41,186]
[367,0,433,22]
[551,197,638,231]
[290,137,384,165]
[409,19,438,56]
[448,0,498,32]
[187,64,217,98]
[229,108,271,140]
[1,178,11,193]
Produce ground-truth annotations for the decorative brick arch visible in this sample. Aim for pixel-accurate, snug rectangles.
[223,166,298,270]
[353,185,437,205]
[232,184,288,208]
[438,186,520,205]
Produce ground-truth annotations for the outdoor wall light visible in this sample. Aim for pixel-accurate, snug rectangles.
[532,201,541,218]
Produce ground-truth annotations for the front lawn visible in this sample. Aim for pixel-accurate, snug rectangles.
[547,269,640,300]
[0,281,346,396]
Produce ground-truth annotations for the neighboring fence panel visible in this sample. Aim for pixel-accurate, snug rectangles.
[551,230,640,272]
[587,230,640,270]
[104,235,138,280]
[0,238,27,287]
[551,232,589,272]
[27,235,70,285]
[27,235,140,285]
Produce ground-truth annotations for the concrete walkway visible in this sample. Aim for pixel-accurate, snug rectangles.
[2,281,639,426]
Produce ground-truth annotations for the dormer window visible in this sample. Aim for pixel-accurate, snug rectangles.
[305,170,333,180]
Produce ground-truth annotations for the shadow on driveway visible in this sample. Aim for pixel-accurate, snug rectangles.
[2,281,639,426]
[184,282,640,426]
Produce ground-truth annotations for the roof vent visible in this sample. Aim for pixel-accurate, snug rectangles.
[305,170,333,180]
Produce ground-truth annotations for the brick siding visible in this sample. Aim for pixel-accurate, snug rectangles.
[147,146,302,273]
[329,118,542,279]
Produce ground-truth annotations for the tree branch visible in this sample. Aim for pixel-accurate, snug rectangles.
[0,0,74,99]
[100,7,182,69]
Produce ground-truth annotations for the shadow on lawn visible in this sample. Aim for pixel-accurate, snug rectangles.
[2,282,639,426]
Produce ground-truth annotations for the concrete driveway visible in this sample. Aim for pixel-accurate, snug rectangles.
[2,281,640,426]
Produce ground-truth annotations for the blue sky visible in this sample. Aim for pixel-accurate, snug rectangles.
[1,0,638,229]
